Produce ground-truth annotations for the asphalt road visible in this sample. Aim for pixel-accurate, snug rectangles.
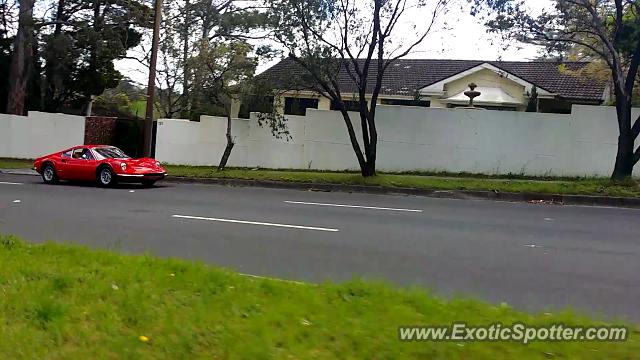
[1,173,639,322]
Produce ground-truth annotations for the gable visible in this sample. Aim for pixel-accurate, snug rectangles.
[419,63,553,98]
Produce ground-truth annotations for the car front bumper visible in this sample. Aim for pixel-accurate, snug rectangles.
[117,172,167,182]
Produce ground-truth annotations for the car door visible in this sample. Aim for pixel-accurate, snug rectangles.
[55,149,74,179]
[65,148,98,181]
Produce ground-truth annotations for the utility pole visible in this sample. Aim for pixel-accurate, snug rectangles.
[143,0,162,157]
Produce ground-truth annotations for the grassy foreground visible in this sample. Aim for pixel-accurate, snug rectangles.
[2,157,640,198]
[0,235,637,359]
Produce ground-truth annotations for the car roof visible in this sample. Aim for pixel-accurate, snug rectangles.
[61,145,114,152]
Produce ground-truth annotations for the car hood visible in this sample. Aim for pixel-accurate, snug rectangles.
[124,158,159,166]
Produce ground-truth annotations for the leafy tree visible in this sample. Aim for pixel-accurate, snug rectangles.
[188,0,270,116]
[93,79,145,117]
[136,0,271,119]
[469,0,640,180]
[267,0,450,177]
[191,40,286,169]
[40,0,150,112]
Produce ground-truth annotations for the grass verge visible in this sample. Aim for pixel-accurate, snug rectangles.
[165,165,640,198]
[2,158,639,198]
[0,158,33,169]
[0,235,637,358]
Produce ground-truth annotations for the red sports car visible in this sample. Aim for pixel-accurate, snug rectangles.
[34,145,167,187]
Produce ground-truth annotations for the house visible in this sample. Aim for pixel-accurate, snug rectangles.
[256,58,609,115]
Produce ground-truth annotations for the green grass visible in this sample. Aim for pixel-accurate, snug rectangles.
[0,158,33,169]
[0,234,637,359]
[2,157,639,198]
[165,165,640,198]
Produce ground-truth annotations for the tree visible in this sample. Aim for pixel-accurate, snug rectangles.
[40,0,150,112]
[267,0,450,177]
[134,0,271,119]
[192,40,286,169]
[6,0,34,115]
[189,0,270,117]
[469,0,640,180]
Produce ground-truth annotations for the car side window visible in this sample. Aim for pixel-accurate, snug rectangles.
[72,148,94,160]
[62,150,72,158]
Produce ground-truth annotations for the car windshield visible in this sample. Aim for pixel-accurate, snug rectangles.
[93,147,130,159]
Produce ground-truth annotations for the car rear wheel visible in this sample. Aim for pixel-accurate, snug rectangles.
[42,164,58,184]
[98,166,116,187]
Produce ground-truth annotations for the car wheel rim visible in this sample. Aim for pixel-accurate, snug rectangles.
[101,169,111,184]
[44,167,53,181]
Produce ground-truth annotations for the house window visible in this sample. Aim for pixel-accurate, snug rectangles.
[330,100,365,112]
[380,99,430,107]
[284,97,319,115]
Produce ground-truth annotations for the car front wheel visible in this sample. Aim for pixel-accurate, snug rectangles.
[42,164,58,184]
[98,166,116,187]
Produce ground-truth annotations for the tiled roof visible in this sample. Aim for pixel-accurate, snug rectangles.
[258,58,607,103]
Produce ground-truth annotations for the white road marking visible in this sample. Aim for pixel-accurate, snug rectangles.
[0,181,23,185]
[172,214,339,232]
[12,200,21,203]
[284,200,423,213]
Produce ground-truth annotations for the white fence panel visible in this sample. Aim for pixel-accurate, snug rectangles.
[155,105,640,177]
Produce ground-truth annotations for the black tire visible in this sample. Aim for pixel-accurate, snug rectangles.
[41,163,58,184]
[141,180,156,187]
[97,166,116,187]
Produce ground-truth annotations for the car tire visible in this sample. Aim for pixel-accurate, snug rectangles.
[41,163,58,184]
[97,166,116,187]
[141,180,156,187]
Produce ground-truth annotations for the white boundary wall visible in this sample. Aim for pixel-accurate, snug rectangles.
[156,105,640,177]
[0,111,86,159]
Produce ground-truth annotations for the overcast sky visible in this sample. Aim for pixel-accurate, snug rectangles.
[115,0,551,86]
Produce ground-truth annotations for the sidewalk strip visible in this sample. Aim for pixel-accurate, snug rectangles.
[172,214,339,232]
[284,200,423,212]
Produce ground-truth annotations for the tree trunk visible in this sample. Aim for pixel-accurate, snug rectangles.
[361,160,376,177]
[181,0,190,116]
[6,0,35,115]
[218,110,234,170]
[337,108,368,174]
[611,99,634,180]
[612,136,634,180]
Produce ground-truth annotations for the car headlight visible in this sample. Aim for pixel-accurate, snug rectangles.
[120,162,127,171]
